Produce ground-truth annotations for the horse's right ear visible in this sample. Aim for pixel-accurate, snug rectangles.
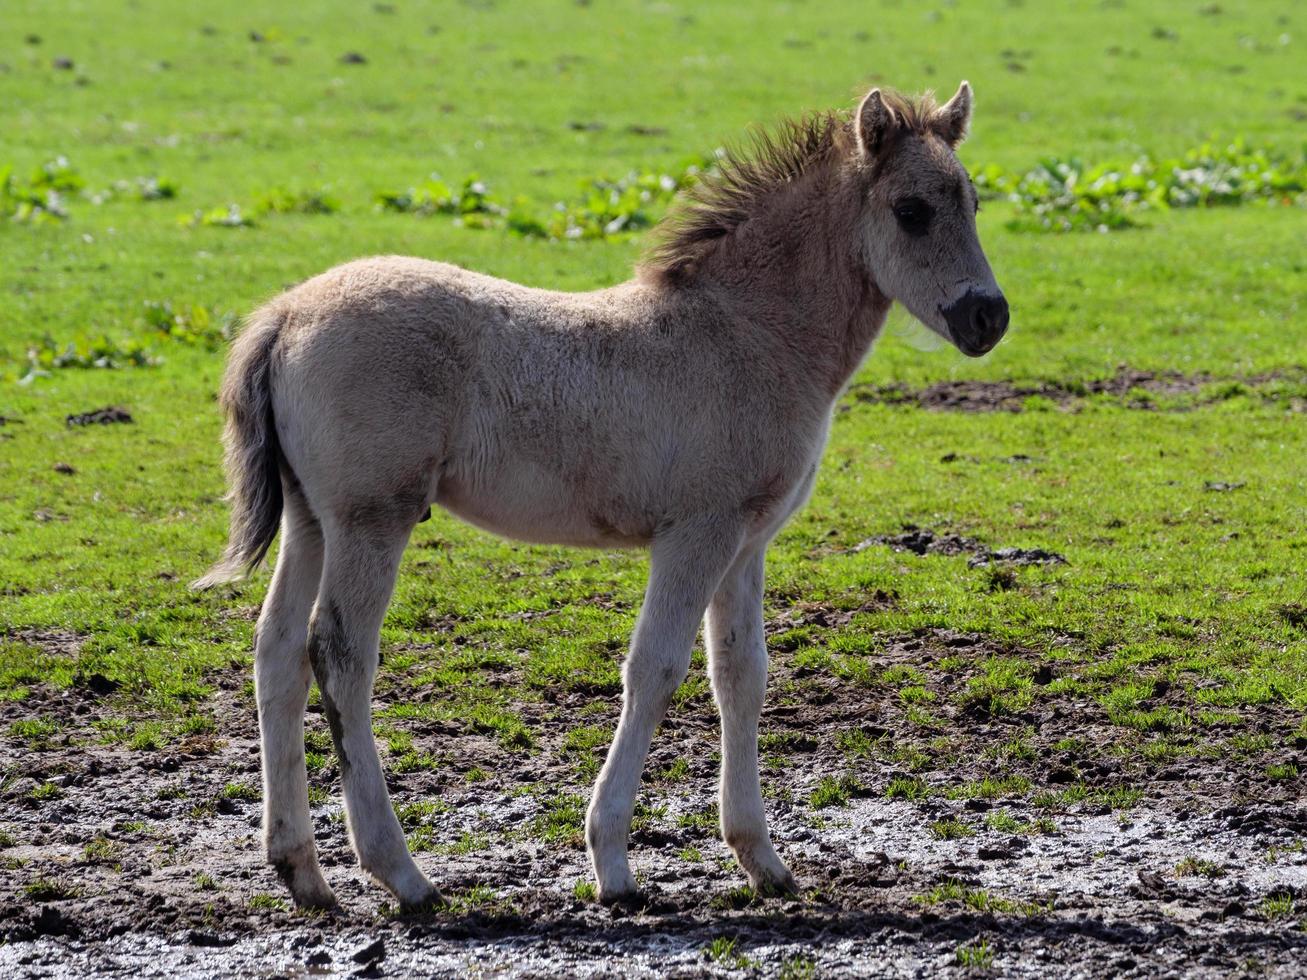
[855,89,897,157]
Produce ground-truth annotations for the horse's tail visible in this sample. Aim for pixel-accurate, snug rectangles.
[190,305,286,590]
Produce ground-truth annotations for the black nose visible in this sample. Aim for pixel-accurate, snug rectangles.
[940,290,1009,357]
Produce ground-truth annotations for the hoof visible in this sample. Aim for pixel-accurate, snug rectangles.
[278,864,339,911]
[741,852,799,897]
[397,883,445,914]
[751,869,799,897]
[595,876,640,907]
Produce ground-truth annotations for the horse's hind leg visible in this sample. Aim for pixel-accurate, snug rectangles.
[706,546,796,894]
[307,513,439,909]
[586,517,743,903]
[255,486,336,908]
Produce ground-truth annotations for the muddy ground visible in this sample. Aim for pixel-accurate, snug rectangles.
[2,626,1304,978]
[846,367,1307,414]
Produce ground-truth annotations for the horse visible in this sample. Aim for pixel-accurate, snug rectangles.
[194,80,1009,909]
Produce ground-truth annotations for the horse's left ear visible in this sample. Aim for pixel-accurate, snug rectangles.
[935,81,973,148]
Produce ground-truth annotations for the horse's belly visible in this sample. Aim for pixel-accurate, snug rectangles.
[434,466,652,549]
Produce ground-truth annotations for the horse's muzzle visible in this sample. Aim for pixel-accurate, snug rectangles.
[941,290,1009,357]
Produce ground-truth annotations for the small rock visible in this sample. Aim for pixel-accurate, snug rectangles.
[52,56,75,70]
[53,462,76,475]
[339,51,368,64]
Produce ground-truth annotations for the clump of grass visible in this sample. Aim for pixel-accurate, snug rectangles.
[834,727,879,760]
[30,781,62,802]
[518,159,712,241]
[1266,762,1299,781]
[139,301,237,350]
[562,724,610,755]
[1174,856,1225,879]
[9,717,61,747]
[915,878,1049,917]
[247,893,287,912]
[185,203,254,228]
[194,872,218,891]
[675,804,719,834]
[83,835,120,866]
[395,799,448,830]
[2,156,81,223]
[1032,783,1142,812]
[930,817,974,840]
[254,186,340,215]
[221,781,260,802]
[128,727,163,751]
[23,876,81,902]
[809,774,863,809]
[703,935,754,969]
[885,776,930,801]
[436,885,515,916]
[956,937,995,970]
[122,175,179,200]
[1261,892,1295,921]
[711,885,759,911]
[957,657,1034,716]
[975,139,1307,234]
[572,879,596,902]
[659,757,690,782]
[19,333,158,383]
[529,792,586,844]
[375,175,505,227]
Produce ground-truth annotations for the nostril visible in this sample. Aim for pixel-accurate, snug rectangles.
[993,296,1010,332]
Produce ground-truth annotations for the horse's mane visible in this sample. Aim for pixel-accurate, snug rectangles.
[641,91,939,284]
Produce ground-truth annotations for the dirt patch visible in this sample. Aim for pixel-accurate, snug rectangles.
[853,525,1068,568]
[847,366,1307,413]
[3,628,87,657]
[1,627,1304,976]
[65,407,133,427]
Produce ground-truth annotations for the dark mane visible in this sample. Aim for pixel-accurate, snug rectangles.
[641,91,940,284]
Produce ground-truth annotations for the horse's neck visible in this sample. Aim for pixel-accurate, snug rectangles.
[700,173,889,398]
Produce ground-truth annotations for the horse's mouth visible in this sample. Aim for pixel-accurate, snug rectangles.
[940,290,1009,358]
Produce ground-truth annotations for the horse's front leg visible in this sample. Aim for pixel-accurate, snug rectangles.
[706,545,797,894]
[586,517,743,903]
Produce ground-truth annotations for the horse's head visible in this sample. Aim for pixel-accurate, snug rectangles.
[853,82,1008,357]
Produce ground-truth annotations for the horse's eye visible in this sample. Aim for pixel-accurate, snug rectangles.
[892,197,933,236]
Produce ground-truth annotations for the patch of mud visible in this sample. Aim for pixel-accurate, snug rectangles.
[848,366,1307,413]
[1,628,1304,977]
[853,525,1068,567]
[65,407,133,427]
[3,628,87,657]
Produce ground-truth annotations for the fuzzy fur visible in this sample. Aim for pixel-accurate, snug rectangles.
[196,82,1005,908]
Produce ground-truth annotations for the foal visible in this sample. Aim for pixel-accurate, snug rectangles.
[196,82,1008,908]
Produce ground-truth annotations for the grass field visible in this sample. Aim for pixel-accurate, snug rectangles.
[1,1,1305,975]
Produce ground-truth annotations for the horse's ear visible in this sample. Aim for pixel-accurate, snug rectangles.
[935,81,973,148]
[855,88,897,157]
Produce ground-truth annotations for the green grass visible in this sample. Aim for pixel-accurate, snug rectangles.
[916,879,1050,918]
[956,937,996,970]
[809,774,863,809]
[930,817,974,840]
[0,0,1304,829]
